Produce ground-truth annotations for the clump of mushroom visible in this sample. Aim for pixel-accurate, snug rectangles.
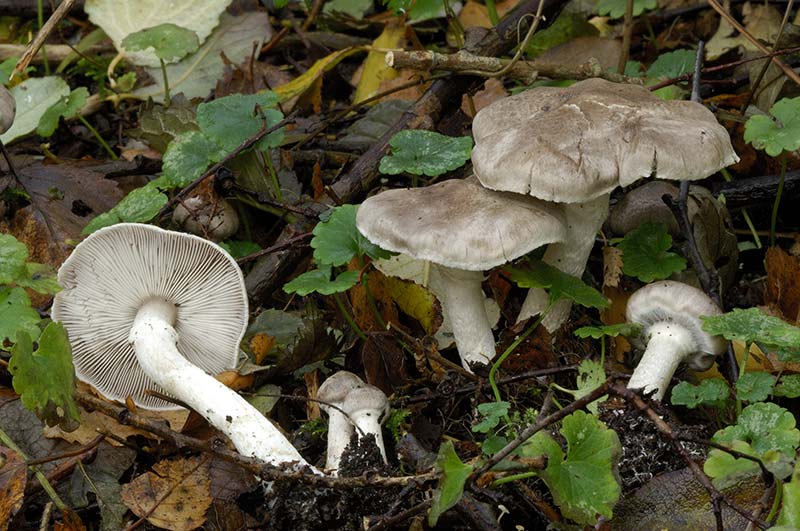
[471,78,739,331]
[625,280,727,400]
[52,223,317,472]
[356,177,565,370]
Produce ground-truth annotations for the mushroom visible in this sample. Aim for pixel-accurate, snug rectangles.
[625,280,727,400]
[471,78,739,332]
[173,195,240,242]
[52,223,317,471]
[356,178,566,369]
[317,371,365,474]
[0,86,14,134]
[340,384,390,463]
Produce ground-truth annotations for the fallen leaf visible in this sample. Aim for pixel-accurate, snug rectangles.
[275,47,366,105]
[706,2,782,60]
[349,265,399,332]
[353,20,406,104]
[249,333,276,365]
[603,245,623,288]
[0,446,26,531]
[361,333,411,393]
[54,509,86,531]
[121,456,212,531]
[457,0,517,28]
[461,78,508,118]
[537,36,622,72]
[1,77,70,143]
[765,246,800,324]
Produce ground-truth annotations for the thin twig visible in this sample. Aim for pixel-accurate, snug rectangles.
[13,0,77,78]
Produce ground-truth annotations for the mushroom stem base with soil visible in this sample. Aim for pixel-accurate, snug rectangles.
[626,321,696,400]
[432,265,496,369]
[351,413,387,463]
[129,298,318,472]
[517,194,609,331]
[326,409,355,474]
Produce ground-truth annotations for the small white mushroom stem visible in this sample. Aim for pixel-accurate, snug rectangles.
[324,407,355,474]
[517,194,610,331]
[129,298,319,473]
[627,321,697,400]
[350,410,387,463]
[431,264,495,369]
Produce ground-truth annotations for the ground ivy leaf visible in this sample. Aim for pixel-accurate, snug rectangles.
[36,87,89,137]
[16,262,61,295]
[736,372,775,402]
[196,92,284,153]
[0,233,29,284]
[82,184,168,235]
[522,411,621,525]
[9,322,80,432]
[744,97,800,157]
[506,260,609,309]
[379,130,473,177]
[160,131,224,189]
[121,23,200,63]
[775,375,800,398]
[0,287,41,343]
[283,266,359,296]
[472,401,510,433]
[701,308,800,361]
[428,441,473,526]
[596,0,656,18]
[646,49,696,79]
[314,204,392,266]
[218,240,260,259]
[670,379,730,409]
[574,322,641,339]
[617,222,686,282]
[777,464,800,527]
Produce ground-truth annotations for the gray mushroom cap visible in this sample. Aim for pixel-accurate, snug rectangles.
[626,280,727,370]
[342,385,389,423]
[318,371,365,409]
[0,86,15,135]
[51,223,248,409]
[356,178,566,271]
[471,78,739,203]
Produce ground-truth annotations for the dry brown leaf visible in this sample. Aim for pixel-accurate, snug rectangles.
[305,370,321,421]
[706,1,782,60]
[0,446,26,531]
[352,20,407,104]
[121,456,212,531]
[54,509,86,531]
[603,245,623,288]
[215,371,255,391]
[457,0,517,28]
[461,78,509,118]
[249,333,276,365]
[349,265,400,332]
[538,36,622,71]
[765,246,800,324]
[376,67,428,102]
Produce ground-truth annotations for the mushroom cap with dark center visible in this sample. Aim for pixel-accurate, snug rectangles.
[471,78,739,203]
[626,280,726,370]
[356,178,566,271]
[52,223,248,409]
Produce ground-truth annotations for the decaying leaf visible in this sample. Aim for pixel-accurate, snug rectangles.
[0,446,26,531]
[352,20,406,104]
[121,456,212,531]
[706,2,782,60]
[766,246,800,324]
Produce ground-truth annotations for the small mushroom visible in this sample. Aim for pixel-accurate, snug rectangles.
[317,371,365,474]
[625,280,727,400]
[0,86,15,134]
[173,193,239,242]
[357,178,566,369]
[341,384,390,463]
[52,223,317,472]
[471,78,739,332]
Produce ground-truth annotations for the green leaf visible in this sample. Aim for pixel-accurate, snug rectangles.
[646,49,696,79]
[324,0,374,18]
[160,131,223,189]
[196,92,284,153]
[1,76,70,144]
[670,379,730,408]
[701,308,800,361]
[121,23,200,63]
[0,233,29,285]
[82,183,168,235]
[218,240,261,259]
[9,322,80,431]
[482,434,509,456]
[775,375,800,398]
[744,97,800,157]
[596,0,656,18]
[429,441,474,526]
[0,287,42,344]
[472,401,510,433]
[16,263,61,295]
[617,222,687,282]
[379,130,473,177]
[314,204,393,266]
[36,87,89,137]
[705,402,800,487]
[552,359,607,414]
[283,266,360,296]
[506,260,609,309]
[524,13,599,57]
[777,463,800,528]
[522,411,621,525]
[574,322,641,339]
[736,372,775,402]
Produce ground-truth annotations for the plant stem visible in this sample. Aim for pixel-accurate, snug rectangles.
[334,292,367,341]
[770,154,787,247]
[766,478,783,523]
[77,115,117,160]
[485,0,500,25]
[361,269,387,330]
[263,151,284,202]
[492,471,538,486]
[37,0,49,75]
[720,167,762,249]
[160,58,170,106]
[0,426,67,510]
[489,305,551,402]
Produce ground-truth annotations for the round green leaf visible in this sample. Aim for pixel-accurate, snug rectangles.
[122,23,200,63]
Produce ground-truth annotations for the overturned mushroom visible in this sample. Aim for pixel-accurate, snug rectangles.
[471,78,739,331]
[625,280,727,400]
[357,178,565,369]
[317,371,365,475]
[52,223,317,471]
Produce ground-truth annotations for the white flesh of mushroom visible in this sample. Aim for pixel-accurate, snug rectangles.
[342,386,389,463]
[317,371,365,475]
[129,297,319,472]
[625,321,697,400]
[517,194,610,331]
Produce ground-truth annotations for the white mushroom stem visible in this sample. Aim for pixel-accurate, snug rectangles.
[324,409,355,474]
[129,298,319,473]
[626,321,697,400]
[430,265,495,369]
[349,408,388,463]
[517,194,610,331]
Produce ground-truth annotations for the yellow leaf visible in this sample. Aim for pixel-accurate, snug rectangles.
[353,20,406,105]
[384,276,442,334]
[274,46,366,104]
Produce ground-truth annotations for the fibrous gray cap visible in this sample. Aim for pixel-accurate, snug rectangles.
[472,78,739,203]
[356,178,566,271]
[52,223,248,410]
[626,280,727,367]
